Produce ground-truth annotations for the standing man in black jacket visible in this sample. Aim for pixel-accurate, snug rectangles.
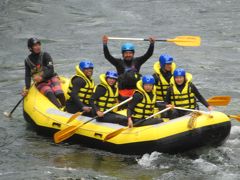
[102,35,155,97]
[22,38,65,109]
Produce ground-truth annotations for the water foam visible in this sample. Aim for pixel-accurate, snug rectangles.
[192,158,218,173]
[229,126,240,139]
[137,151,169,169]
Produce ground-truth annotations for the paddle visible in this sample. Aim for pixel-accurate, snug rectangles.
[173,106,213,117]
[174,107,240,124]
[103,107,172,141]
[3,97,24,118]
[66,112,83,123]
[207,96,231,106]
[54,97,133,143]
[228,115,240,122]
[157,96,231,107]
[108,36,201,47]
[4,82,37,118]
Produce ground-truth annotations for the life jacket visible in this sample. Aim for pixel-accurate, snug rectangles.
[153,61,176,101]
[119,64,141,90]
[66,65,95,105]
[123,61,138,73]
[25,52,44,76]
[170,73,196,109]
[132,80,156,119]
[95,74,119,112]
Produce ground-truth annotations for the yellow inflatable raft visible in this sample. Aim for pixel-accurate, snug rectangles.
[23,77,231,154]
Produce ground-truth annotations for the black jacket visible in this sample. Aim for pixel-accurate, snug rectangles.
[25,52,56,89]
[103,43,154,75]
[103,43,154,89]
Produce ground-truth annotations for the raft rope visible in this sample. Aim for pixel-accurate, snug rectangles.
[188,111,201,129]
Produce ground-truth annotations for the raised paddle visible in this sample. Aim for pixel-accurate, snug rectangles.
[54,97,133,143]
[103,107,172,141]
[3,97,24,118]
[108,36,201,47]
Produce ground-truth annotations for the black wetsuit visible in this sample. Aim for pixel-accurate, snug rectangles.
[25,52,56,89]
[24,52,65,108]
[165,82,209,119]
[127,92,164,127]
[103,43,154,89]
[89,85,127,126]
[66,77,94,116]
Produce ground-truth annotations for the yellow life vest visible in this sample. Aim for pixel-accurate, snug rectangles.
[132,80,157,119]
[153,61,176,101]
[67,65,95,105]
[95,74,119,112]
[170,73,196,109]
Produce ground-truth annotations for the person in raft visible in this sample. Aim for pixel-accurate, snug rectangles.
[127,75,164,128]
[89,70,127,125]
[22,38,65,109]
[153,54,177,102]
[65,60,95,116]
[165,68,213,119]
[102,35,155,97]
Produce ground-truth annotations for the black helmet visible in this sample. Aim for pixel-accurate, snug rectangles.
[27,38,41,49]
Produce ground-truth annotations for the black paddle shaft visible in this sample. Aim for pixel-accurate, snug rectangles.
[82,116,98,126]
[132,119,148,127]
[143,39,166,42]
[8,97,24,116]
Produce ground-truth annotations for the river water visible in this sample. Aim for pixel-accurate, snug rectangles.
[0,0,240,179]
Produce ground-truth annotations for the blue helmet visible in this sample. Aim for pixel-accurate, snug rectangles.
[106,70,118,79]
[142,75,155,85]
[121,43,135,53]
[79,60,94,70]
[159,54,173,67]
[173,68,186,77]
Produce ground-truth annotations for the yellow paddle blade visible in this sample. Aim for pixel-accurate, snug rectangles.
[67,112,83,123]
[228,115,240,122]
[167,36,201,47]
[207,96,231,106]
[103,127,128,141]
[54,122,83,143]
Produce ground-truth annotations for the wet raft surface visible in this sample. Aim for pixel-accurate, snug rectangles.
[0,0,240,179]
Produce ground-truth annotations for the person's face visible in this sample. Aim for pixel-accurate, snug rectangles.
[143,84,154,92]
[83,68,93,78]
[106,78,117,86]
[31,43,41,54]
[175,76,185,85]
[122,51,134,61]
[164,63,172,72]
